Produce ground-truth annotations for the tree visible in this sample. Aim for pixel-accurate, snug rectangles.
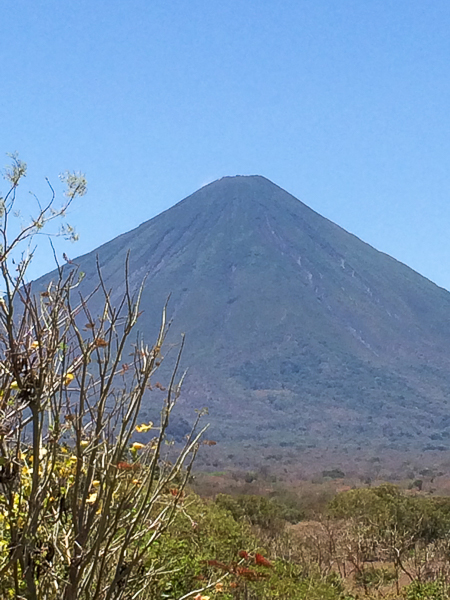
[0,155,206,599]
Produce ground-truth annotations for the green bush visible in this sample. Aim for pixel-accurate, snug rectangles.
[214,493,304,530]
[329,484,450,547]
[403,580,449,600]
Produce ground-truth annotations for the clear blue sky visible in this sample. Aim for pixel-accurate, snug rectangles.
[2,1,450,288]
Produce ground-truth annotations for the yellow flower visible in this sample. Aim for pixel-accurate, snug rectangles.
[92,480,100,487]
[135,421,153,433]
[132,479,142,485]
[63,373,74,386]
[131,442,145,451]
[30,341,39,349]
[86,492,98,504]
[80,440,89,448]
[10,381,19,389]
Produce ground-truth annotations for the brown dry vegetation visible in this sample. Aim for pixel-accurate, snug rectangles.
[190,469,450,599]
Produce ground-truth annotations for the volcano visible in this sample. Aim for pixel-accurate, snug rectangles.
[37,176,450,473]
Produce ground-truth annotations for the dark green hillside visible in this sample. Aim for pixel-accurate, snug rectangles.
[36,176,450,468]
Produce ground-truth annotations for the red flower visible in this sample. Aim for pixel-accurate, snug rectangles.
[255,553,273,568]
[205,559,229,571]
[236,567,259,580]
[117,462,140,471]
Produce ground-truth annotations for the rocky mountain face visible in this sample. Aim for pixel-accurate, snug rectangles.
[36,176,450,471]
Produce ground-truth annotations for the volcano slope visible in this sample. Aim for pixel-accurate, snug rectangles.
[36,176,450,473]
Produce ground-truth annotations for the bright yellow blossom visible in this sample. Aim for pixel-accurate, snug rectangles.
[63,373,75,386]
[135,421,153,433]
[131,442,145,451]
